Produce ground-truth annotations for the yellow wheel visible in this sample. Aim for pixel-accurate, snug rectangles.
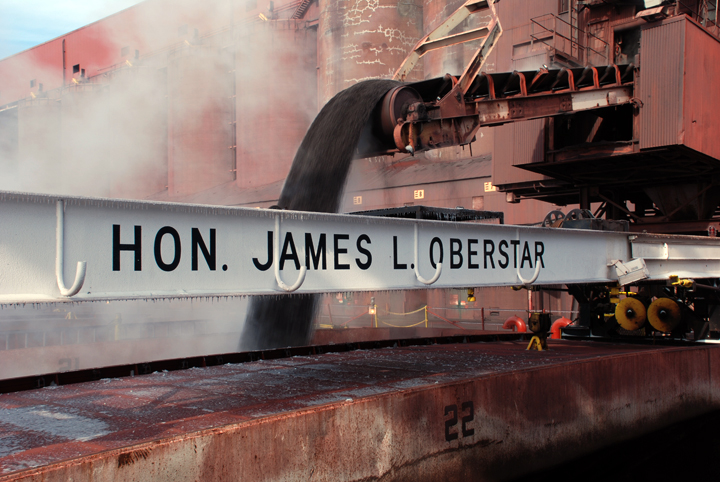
[615,297,647,331]
[647,298,682,333]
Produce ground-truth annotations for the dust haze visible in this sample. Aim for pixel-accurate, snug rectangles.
[0,0,320,379]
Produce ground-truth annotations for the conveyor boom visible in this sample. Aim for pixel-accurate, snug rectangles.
[1,191,719,305]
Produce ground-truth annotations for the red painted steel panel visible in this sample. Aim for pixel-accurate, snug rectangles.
[711,345,720,401]
[492,120,551,185]
[639,17,684,150]
[0,41,65,106]
[167,46,235,196]
[345,154,491,192]
[0,0,290,105]
[639,16,720,159]
[681,19,720,160]
[235,20,318,191]
[490,0,561,72]
[16,99,62,173]
[0,341,718,481]
[513,118,545,165]
[496,0,559,31]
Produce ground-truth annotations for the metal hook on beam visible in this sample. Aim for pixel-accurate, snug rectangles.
[274,215,306,292]
[515,231,540,286]
[56,200,87,297]
[517,262,540,286]
[414,223,442,285]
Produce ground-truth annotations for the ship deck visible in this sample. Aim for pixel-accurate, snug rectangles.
[1,338,719,481]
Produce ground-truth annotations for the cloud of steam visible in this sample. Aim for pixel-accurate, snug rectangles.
[0,0,321,379]
[0,0,319,200]
[0,298,249,379]
[0,66,168,198]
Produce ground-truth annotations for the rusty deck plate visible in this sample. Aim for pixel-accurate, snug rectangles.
[1,340,719,481]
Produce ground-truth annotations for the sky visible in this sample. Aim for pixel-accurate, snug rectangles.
[0,0,145,59]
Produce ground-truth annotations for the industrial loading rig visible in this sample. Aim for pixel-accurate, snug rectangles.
[351,0,720,342]
[3,3,720,480]
[0,191,718,343]
[2,1,720,345]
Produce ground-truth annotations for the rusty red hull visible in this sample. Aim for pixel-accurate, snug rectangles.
[1,340,719,481]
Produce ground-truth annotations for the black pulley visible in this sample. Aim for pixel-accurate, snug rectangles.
[378,86,424,142]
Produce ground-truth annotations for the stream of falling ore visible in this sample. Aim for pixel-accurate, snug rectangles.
[240,79,400,350]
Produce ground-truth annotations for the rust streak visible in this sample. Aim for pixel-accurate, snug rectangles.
[118,448,151,468]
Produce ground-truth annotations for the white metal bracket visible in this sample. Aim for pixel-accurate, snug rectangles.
[609,258,649,286]
[274,215,307,292]
[517,263,541,286]
[414,223,442,285]
[55,200,87,297]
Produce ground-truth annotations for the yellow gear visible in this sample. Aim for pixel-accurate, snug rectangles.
[615,297,647,331]
[647,298,681,333]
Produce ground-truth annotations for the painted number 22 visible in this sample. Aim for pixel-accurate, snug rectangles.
[444,401,475,441]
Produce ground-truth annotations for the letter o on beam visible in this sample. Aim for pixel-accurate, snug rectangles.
[430,237,444,269]
[155,226,181,271]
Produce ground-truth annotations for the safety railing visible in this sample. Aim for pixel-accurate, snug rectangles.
[530,13,608,66]
[0,305,580,350]
[376,305,431,328]
[314,304,579,331]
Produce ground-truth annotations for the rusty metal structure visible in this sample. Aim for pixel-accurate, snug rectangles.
[0,1,717,347]
[351,0,720,238]
[1,0,717,235]
[0,2,719,480]
[0,2,717,324]
[0,0,558,368]
[508,4,717,236]
[495,9,720,236]
[360,0,720,340]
